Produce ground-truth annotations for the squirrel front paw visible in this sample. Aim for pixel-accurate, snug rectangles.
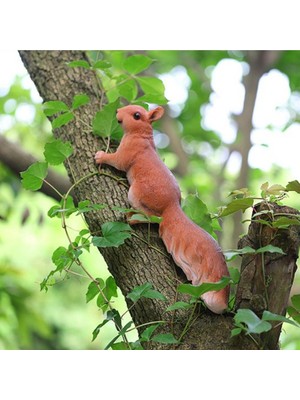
[94,150,106,165]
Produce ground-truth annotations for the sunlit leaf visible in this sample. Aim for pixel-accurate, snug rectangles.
[292,294,300,310]
[86,278,105,303]
[93,60,112,69]
[68,60,91,69]
[20,161,48,191]
[286,180,300,194]
[219,198,254,217]
[118,79,138,102]
[51,246,72,271]
[43,100,69,116]
[52,111,74,129]
[182,193,215,237]
[43,139,73,165]
[123,55,154,75]
[92,99,122,138]
[72,94,90,110]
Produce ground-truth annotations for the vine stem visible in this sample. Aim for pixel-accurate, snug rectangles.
[177,301,199,343]
[59,169,132,348]
[126,320,166,333]
[43,179,64,199]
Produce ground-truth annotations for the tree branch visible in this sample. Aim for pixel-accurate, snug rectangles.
[0,134,73,202]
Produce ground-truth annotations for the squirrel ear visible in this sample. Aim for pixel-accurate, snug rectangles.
[148,106,164,123]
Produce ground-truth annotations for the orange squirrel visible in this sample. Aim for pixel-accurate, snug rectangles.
[95,105,229,313]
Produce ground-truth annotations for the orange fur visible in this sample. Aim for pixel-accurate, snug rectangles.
[95,105,229,313]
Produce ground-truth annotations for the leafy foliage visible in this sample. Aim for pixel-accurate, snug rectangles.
[2,50,300,349]
[20,162,48,191]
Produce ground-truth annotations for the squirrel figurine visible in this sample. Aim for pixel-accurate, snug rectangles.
[95,105,229,313]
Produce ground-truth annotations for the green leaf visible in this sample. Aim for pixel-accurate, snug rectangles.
[231,327,242,337]
[93,60,112,69]
[127,282,152,302]
[97,291,108,309]
[262,310,300,327]
[287,306,300,324]
[219,198,254,217]
[52,246,71,271]
[48,196,76,218]
[140,323,161,342]
[68,60,91,69]
[20,161,48,191]
[178,276,231,298]
[76,200,107,214]
[92,99,122,138]
[255,245,285,255]
[105,276,118,299]
[123,55,154,75]
[110,342,129,350]
[71,94,90,110]
[126,282,166,302]
[128,213,162,224]
[43,139,73,165]
[86,278,105,303]
[118,79,138,102]
[266,184,286,195]
[224,245,285,261]
[92,221,132,248]
[91,309,118,341]
[182,193,215,237]
[43,100,69,116]
[166,301,193,311]
[272,216,300,228]
[286,180,300,194]
[105,321,135,350]
[143,289,167,301]
[136,76,166,101]
[234,309,272,335]
[52,111,74,129]
[292,294,300,310]
[151,333,179,344]
[138,94,168,105]
[228,267,240,284]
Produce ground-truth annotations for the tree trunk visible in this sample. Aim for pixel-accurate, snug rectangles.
[232,51,282,244]
[18,50,299,349]
[235,201,300,349]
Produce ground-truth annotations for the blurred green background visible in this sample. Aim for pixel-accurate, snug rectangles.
[0,50,299,349]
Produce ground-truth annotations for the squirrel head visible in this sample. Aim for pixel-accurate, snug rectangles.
[116,105,164,134]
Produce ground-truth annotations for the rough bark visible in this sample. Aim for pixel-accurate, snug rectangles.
[235,201,300,349]
[18,50,298,349]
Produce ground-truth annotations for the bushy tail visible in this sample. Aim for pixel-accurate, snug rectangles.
[159,204,229,314]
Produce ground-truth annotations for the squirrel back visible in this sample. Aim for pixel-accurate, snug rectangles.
[95,105,230,313]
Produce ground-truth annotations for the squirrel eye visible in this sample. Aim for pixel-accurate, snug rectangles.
[133,112,141,120]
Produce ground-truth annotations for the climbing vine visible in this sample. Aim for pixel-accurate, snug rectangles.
[20,52,300,349]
